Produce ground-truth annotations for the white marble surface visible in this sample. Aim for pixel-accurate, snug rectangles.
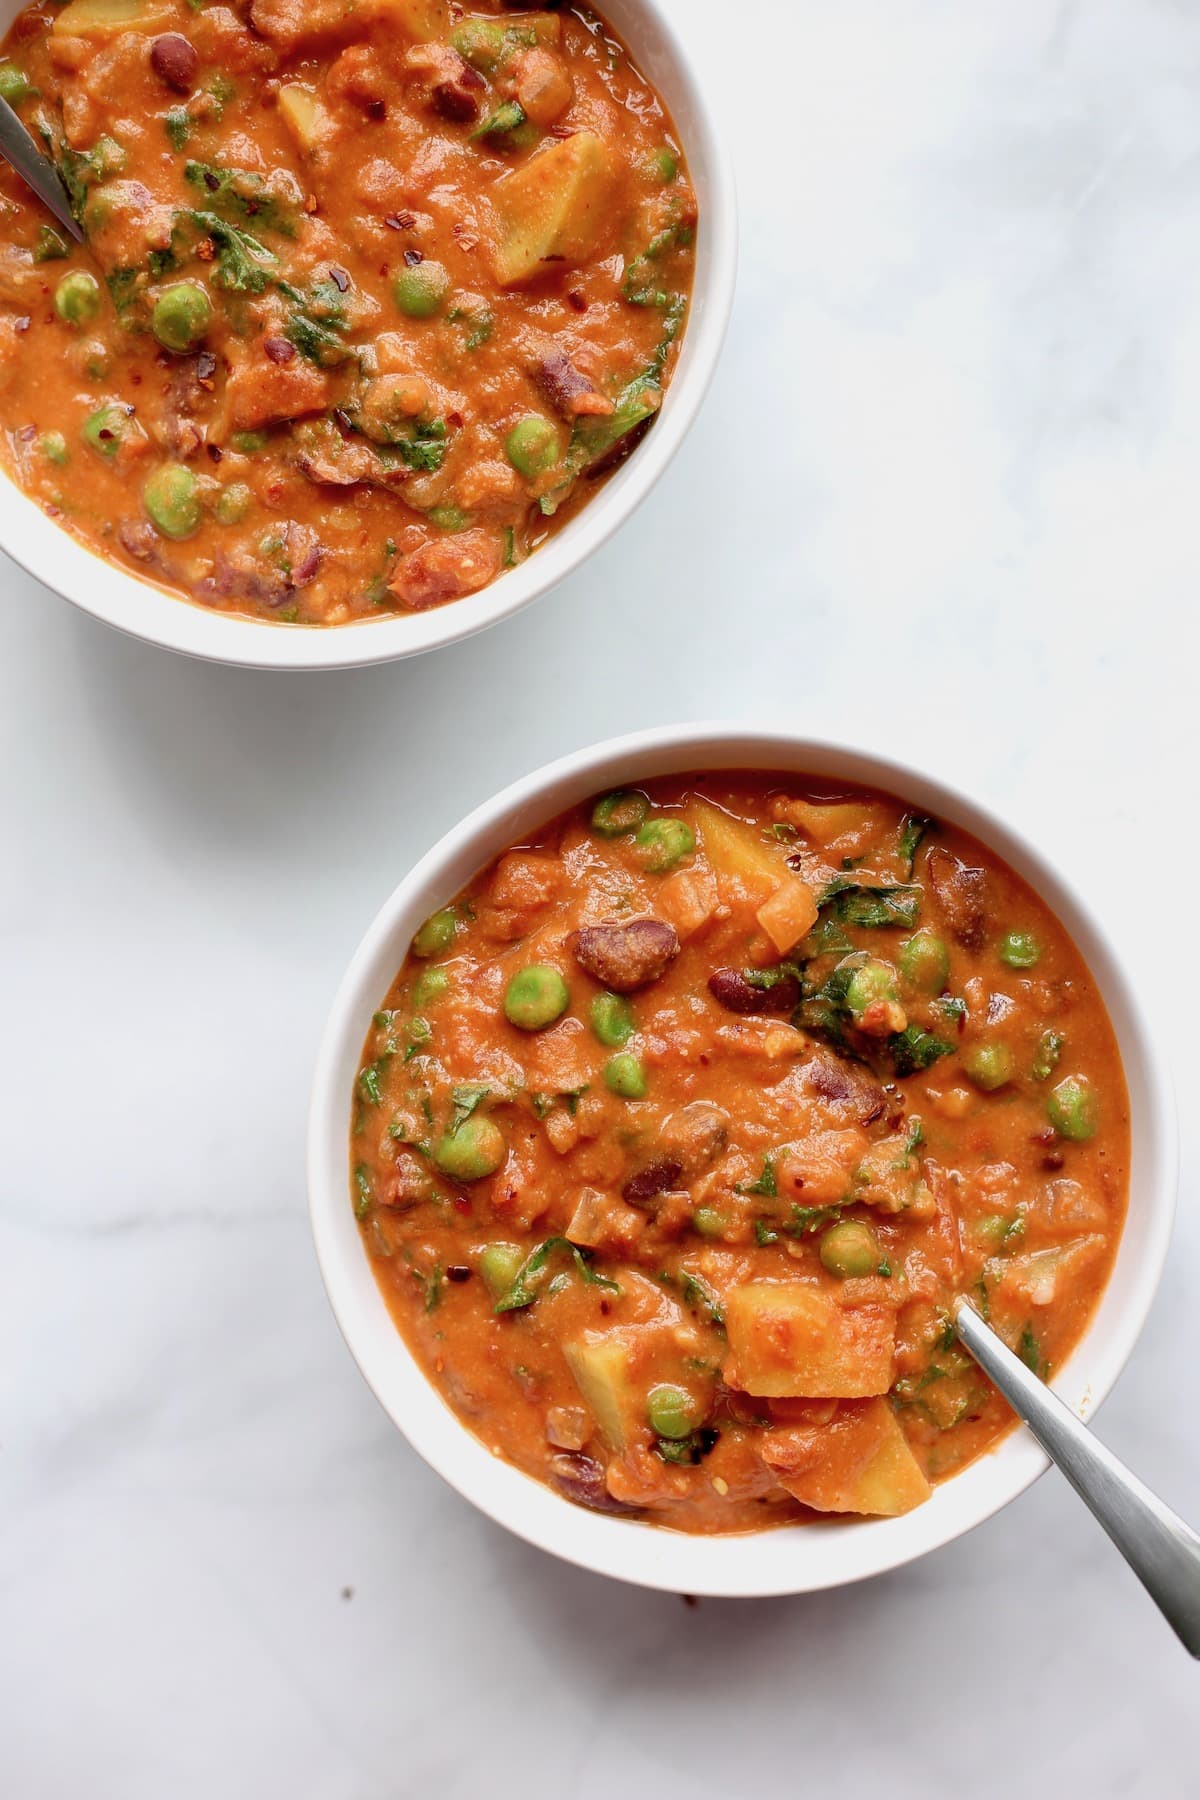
[3,0,1199,1791]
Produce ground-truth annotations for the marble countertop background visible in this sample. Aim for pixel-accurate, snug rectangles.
[3,0,1198,1792]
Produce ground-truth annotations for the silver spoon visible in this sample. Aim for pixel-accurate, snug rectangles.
[955,1299,1200,1655]
[0,95,82,242]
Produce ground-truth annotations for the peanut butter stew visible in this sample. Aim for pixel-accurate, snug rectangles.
[351,776,1128,1533]
[0,0,695,621]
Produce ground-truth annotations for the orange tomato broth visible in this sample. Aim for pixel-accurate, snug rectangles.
[0,0,695,621]
[351,774,1129,1534]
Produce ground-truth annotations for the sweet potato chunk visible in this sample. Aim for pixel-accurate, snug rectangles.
[756,878,818,955]
[761,1399,931,1516]
[725,1283,895,1398]
[491,133,614,286]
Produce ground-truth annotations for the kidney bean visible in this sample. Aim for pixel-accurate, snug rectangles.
[150,33,198,93]
[707,967,799,1015]
[621,1157,682,1208]
[803,1051,887,1125]
[549,1452,637,1514]
[573,918,678,993]
[926,847,990,950]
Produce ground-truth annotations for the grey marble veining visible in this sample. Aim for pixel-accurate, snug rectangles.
[2,1,1198,1793]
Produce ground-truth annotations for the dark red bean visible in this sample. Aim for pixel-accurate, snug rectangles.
[621,1157,682,1208]
[573,918,678,993]
[926,847,990,950]
[803,1052,887,1126]
[707,967,799,1015]
[549,1453,637,1515]
[150,32,198,93]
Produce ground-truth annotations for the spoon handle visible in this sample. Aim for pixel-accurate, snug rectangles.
[0,95,82,241]
[954,1300,1200,1656]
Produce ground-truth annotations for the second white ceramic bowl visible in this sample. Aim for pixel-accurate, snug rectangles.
[308,724,1176,1595]
[0,0,736,669]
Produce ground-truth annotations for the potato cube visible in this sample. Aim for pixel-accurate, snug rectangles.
[762,1398,931,1515]
[492,133,614,285]
[725,1282,895,1397]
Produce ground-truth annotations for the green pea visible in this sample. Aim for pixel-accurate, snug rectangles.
[819,1219,880,1279]
[41,431,68,467]
[85,346,110,380]
[0,63,32,105]
[590,990,633,1048]
[646,1384,699,1440]
[634,818,694,873]
[54,270,102,327]
[963,1041,1013,1091]
[846,959,899,1018]
[645,147,677,183]
[504,965,569,1031]
[478,1240,524,1299]
[591,790,648,838]
[999,930,1041,969]
[426,504,470,531]
[898,928,950,995]
[691,1206,725,1240]
[1046,1074,1098,1142]
[231,430,268,454]
[413,907,458,959]
[505,414,560,479]
[451,18,505,70]
[433,1115,506,1182]
[143,462,201,539]
[412,966,450,1008]
[604,1052,647,1098]
[393,259,450,319]
[83,401,140,461]
[215,481,252,525]
[151,281,212,353]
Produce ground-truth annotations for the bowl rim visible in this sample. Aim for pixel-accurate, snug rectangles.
[307,723,1178,1595]
[0,0,737,671]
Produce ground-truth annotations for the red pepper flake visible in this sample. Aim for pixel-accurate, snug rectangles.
[264,334,296,365]
[367,98,385,120]
[566,289,587,312]
[446,1265,471,1283]
[207,442,223,463]
[328,264,349,292]
[403,247,423,266]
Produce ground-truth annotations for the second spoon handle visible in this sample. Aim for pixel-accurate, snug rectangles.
[954,1300,1200,1657]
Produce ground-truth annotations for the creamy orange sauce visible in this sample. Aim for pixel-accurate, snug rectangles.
[351,774,1129,1533]
[0,0,695,621]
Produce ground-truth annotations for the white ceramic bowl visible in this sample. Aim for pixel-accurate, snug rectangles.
[1,0,735,669]
[308,724,1177,1595]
